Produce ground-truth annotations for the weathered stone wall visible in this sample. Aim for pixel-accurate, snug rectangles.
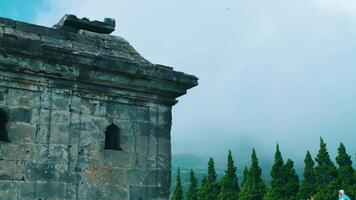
[0,16,197,200]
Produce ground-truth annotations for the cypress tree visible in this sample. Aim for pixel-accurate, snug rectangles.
[314,137,338,200]
[204,157,220,200]
[172,167,183,200]
[186,169,198,200]
[264,144,286,200]
[336,143,355,198]
[284,159,300,200]
[241,166,249,188]
[297,151,317,200]
[198,176,208,200]
[218,150,239,200]
[239,148,266,200]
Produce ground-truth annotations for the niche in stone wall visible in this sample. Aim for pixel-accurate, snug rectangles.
[104,123,121,150]
[0,109,9,142]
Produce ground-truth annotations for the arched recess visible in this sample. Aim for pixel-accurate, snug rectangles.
[0,109,9,142]
[104,123,121,150]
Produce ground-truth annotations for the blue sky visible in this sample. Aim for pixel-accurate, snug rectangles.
[1,0,355,166]
[0,0,47,22]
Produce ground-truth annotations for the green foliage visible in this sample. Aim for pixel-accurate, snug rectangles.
[186,169,198,200]
[198,158,220,200]
[264,144,286,200]
[191,140,355,200]
[239,149,265,200]
[297,151,317,200]
[336,143,355,199]
[198,176,208,200]
[313,138,338,200]
[173,168,183,200]
[264,145,300,200]
[217,150,239,200]
[284,159,300,200]
[241,166,249,188]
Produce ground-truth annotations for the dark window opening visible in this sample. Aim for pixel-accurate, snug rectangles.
[0,109,9,142]
[104,123,121,150]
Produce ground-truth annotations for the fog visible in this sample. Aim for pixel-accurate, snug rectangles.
[9,0,356,167]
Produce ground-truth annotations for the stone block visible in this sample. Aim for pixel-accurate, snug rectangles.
[136,135,149,155]
[129,186,160,200]
[101,150,130,168]
[157,138,171,156]
[148,106,158,124]
[80,98,106,116]
[135,122,150,136]
[156,124,171,139]
[38,109,51,125]
[27,144,48,164]
[136,106,149,123]
[79,184,128,200]
[0,87,8,105]
[69,95,81,113]
[7,123,36,144]
[131,154,148,169]
[82,115,110,131]
[8,107,32,123]
[48,144,69,166]
[127,169,148,185]
[24,162,55,181]
[86,166,126,186]
[0,181,19,200]
[6,89,41,108]
[35,125,49,144]
[146,170,170,188]
[106,102,136,120]
[51,110,70,124]
[49,124,69,144]
[113,118,134,136]
[19,182,65,200]
[155,155,171,170]
[0,160,25,180]
[148,136,158,156]
[52,93,69,110]
[157,105,171,125]
[40,91,52,109]
[120,134,135,153]
[0,143,29,161]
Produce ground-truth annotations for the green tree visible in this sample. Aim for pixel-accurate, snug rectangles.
[264,144,286,200]
[198,176,208,200]
[200,157,220,200]
[186,169,198,200]
[297,151,317,200]
[239,148,265,200]
[284,159,300,200]
[336,143,355,198]
[241,166,249,188]
[314,138,338,200]
[173,167,183,200]
[218,150,239,200]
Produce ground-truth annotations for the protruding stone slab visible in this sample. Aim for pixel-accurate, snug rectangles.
[54,14,115,34]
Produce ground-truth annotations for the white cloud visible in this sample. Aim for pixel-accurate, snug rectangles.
[315,0,356,17]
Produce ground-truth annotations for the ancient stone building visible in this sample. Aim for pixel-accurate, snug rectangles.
[0,15,197,200]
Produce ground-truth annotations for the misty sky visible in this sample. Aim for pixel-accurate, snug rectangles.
[1,0,355,166]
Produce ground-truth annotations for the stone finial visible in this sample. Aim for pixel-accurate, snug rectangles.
[54,14,115,34]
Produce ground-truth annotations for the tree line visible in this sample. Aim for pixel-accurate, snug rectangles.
[172,138,356,200]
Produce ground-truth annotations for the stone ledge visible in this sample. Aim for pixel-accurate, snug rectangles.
[54,14,115,34]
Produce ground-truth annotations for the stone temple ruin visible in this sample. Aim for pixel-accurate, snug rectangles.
[0,14,197,200]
